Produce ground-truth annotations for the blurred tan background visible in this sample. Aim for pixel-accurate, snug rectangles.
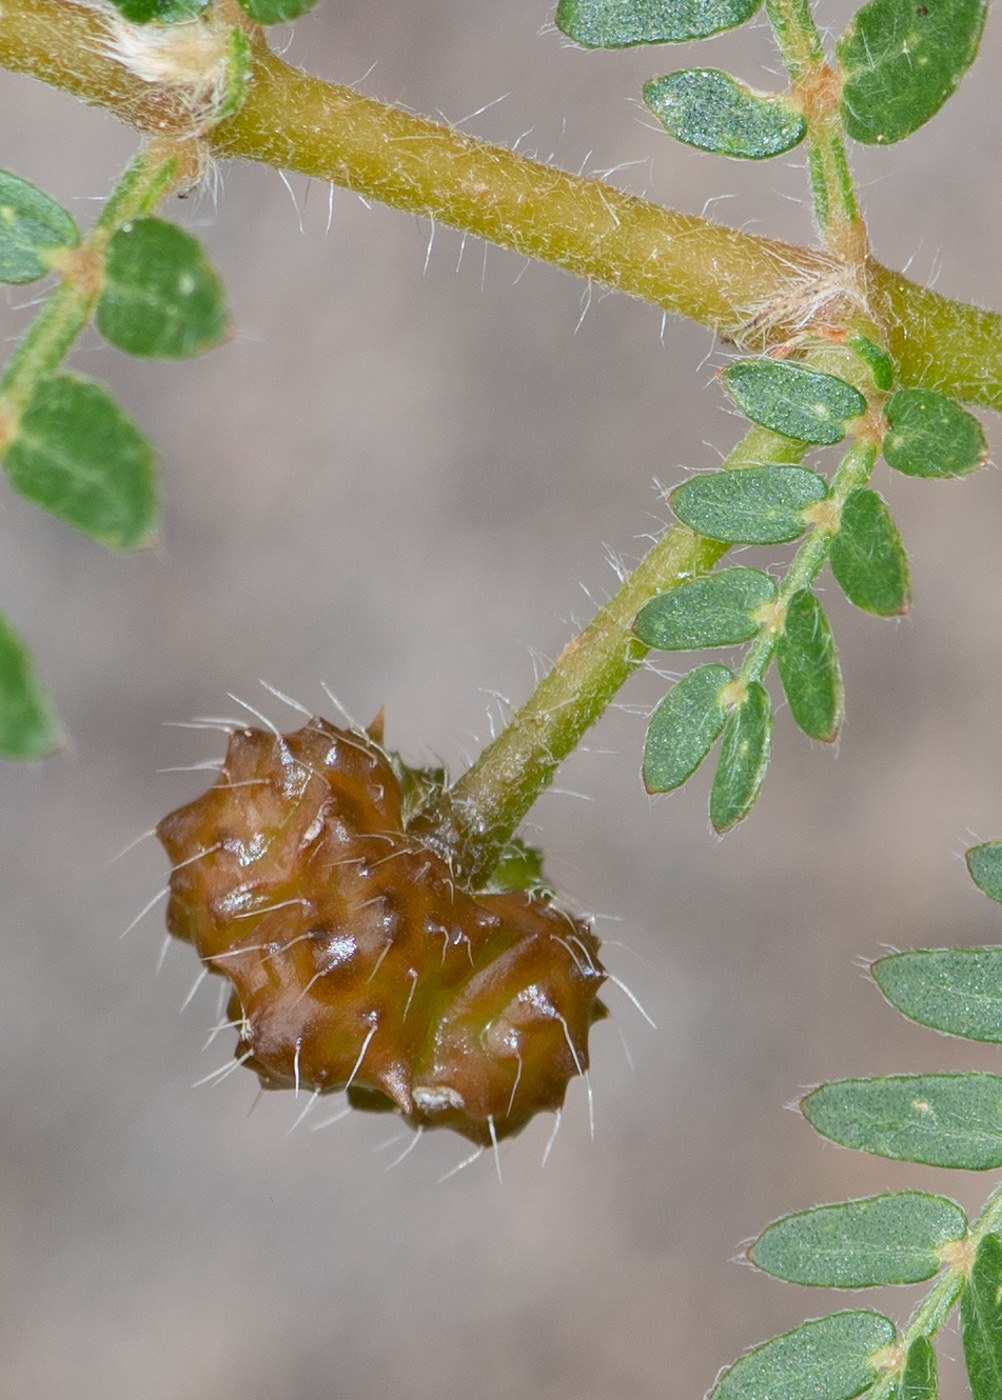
[3,3,1002,1397]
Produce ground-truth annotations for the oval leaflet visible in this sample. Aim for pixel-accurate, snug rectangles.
[643,663,732,792]
[723,361,866,445]
[634,567,775,650]
[555,0,763,47]
[643,69,806,158]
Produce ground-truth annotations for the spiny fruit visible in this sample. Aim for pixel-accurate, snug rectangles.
[156,714,607,1147]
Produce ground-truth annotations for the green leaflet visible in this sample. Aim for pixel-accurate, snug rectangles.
[838,0,987,145]
[710,1311,896,1400]
[643,70,806,158]
[97,219,230,360]
[899,1337,937,1400]
[968,843,1002,905]
[643,663,732,792]
[849,334,894,392]
[883,388,988,479]
[109,0,208,20]
[829,489,910,616]
[670,466,827,544]
[237,0,324,20]
[633,567,775,650]
[555,0,762,47]
[776,590,843,742]
[709,681,771,833]
[723,361,867,445]
[803,1073,1002,1170]
[874,948,1002,1043]
[4,375,157,550]
[0,612,60,759]
[749,1193,967,1288]
[0,170,79,284]
[963,1234,1002,1400]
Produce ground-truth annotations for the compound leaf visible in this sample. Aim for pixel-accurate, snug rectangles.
[0,170,79,284]
[838,0,987,145]
[237,0,324,20]
[643,70,806,158]
[0,612,60,759]
[671,466,827,544]
[749,1193,967,1288]
[4,375,157,550]
[709,681,771,833]
[883,388,988,479]
[968,844,1002,905]
[643,663,731,792]
[634,567,775,650]
[98,218,229,360]
[723,361,867,445]
[776,589,843,742]
[829,489,910,616]
[899,1336,937,1400]
[803,1074,1002,1169]
[963,1234,1002,1400]
[874,948,1002,1043]
[555,0,762,47]
[710,1311,896,1400]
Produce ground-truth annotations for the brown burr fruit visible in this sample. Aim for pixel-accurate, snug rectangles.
[156,715,607,1146]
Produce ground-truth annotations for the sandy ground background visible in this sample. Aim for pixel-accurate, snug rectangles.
[3,3,1002,1397]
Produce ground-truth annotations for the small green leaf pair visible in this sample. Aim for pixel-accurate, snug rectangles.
[637,571,842,743]
[640,665,771,831]
[668,467,910,617]
[639,595,841,827]
[556,1,804,160]
[559,0,988,153]
[0,174,229,358]
[726,358,987,480]
[1,174,229,552]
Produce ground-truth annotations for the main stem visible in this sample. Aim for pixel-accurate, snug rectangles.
[1,0,1002,405]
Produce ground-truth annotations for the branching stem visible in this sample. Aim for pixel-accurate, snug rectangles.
[0,138,196,449]
[2,0,1001,886]
[412,428,808,884]
[766,0,867,261]
[740,437,878,686]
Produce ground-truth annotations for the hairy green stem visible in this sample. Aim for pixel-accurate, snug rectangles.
[0,140,194,442]
[765,0,867,260]
[1,0,1001,406]
[412,429,808,885]
[740,437,878,685]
